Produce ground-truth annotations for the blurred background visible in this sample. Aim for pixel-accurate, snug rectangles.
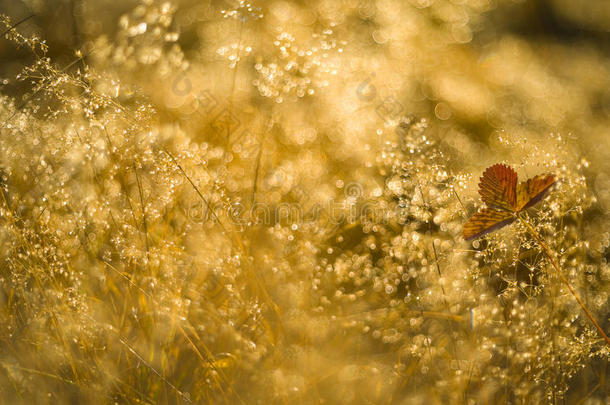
[0,0,609,404]
[3,0,610,194]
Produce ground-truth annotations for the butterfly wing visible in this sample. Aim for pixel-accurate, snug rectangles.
[515,174,556,211]
[478,164,518,211]
[463,208,515,241]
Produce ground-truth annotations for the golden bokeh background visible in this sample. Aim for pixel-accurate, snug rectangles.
[0,0,609,403]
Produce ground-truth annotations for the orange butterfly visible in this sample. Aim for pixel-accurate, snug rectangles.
[463,164,556,240]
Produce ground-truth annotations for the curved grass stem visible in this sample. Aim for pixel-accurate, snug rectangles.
[517,213,610,346]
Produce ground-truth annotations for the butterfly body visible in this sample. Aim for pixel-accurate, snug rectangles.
[463,164,556,240]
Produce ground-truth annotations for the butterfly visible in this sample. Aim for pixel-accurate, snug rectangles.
[463,164,556,241]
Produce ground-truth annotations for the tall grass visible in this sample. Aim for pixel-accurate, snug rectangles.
[0,1,608,403]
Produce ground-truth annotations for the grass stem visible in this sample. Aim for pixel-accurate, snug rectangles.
[518,213,610,346]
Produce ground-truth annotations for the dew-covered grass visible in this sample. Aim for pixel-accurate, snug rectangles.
[0,1,609,404]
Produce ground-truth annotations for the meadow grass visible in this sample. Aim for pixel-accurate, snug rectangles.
[0,1,609,404]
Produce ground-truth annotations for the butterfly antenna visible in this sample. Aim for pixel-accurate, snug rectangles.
[517,212,610,346]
